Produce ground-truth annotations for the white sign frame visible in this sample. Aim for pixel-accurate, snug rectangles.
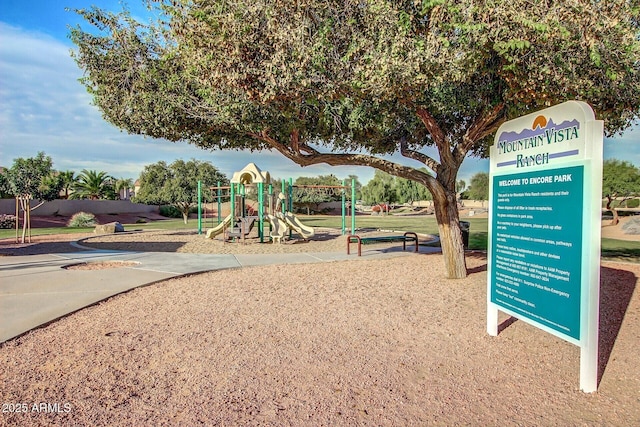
[487,101,603,392]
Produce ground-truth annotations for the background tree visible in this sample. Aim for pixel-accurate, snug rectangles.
[602,159,640,226]
[347,175,363,203]
[466,172,490,204]
[0,169,10,199]
[4,152,63,242]
[71,169,116,200]
[395,176,433,205]
[114,178,134,200]
[361,171,397,206]
[293,175,342,214]
[134,159,228,223]
[71,1,640,278]
[59,170,77,199]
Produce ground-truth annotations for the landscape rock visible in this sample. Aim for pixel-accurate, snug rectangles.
[94,222,125,234]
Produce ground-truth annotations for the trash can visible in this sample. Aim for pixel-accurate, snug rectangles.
[459,221,470,249]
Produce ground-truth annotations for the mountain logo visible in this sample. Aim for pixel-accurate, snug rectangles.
[532,115,548,130]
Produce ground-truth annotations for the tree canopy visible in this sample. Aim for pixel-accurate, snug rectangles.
[3,152,63,242]
[70,1,640,278]
[134,159,229,223]
[4,152,62,202]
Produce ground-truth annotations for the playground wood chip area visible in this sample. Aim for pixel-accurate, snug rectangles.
[79,227,354,254]
[1,229,639,425]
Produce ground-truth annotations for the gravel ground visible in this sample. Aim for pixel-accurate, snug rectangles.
[1,251,639,425]
[0,222,638,425]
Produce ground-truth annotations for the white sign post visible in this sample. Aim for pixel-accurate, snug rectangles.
[487,101,603,392]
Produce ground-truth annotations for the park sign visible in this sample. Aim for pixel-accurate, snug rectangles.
[486,101,603,393]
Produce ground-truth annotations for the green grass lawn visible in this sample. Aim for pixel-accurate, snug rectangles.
[0,218,193,240]
[1,214,637,262]
[601,238,640,263]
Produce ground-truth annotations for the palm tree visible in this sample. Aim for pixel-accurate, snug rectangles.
[59,170,77,199]
[71,169,115,200]
[114,178,134,200]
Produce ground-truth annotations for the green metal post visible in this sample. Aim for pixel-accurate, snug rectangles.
[341,179,346,235]
[281,180,286,213]
[258,182,264,242]
[217,180,221,223]
[268,184,273,238]
[288,178,293,212]
[351,178,356,234]
[197,180,202,235]
[288,178,293,239]
[240,184,245,217]
[230,183,235,221]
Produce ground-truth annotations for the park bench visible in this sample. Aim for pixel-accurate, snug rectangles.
[347,232,419,256]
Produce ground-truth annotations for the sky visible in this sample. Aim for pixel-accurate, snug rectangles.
[1,1,638,186]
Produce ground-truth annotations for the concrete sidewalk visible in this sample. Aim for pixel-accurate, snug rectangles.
[0,244,438,343]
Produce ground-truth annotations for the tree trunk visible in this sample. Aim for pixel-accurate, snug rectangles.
[606,197,619,226]
[610,208,619,226]
[433,190,467,279]
[19,198,29,244]
[175,202,191,224]
[21,210,28,244]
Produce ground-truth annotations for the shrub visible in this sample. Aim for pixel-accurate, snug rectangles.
[67,212,97,227]
[159,205,182,218]
[0,214,16,229]
[625,198,639,209]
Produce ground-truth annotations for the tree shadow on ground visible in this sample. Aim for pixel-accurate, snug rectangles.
[598,265,637,385]
[465,251,488,274]
[79,241,185,253]
[0,242,87,256]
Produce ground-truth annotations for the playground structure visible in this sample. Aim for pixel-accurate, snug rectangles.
[199,163,357,243]
[204,213,232,239]
[282,211,315,239]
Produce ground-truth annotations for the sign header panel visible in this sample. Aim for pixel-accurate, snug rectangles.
[491,101,596,173]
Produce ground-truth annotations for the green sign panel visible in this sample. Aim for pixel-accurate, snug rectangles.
[487,101,603,392]
[490,166,584,339]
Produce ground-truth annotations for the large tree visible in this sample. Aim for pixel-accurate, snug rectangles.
[114,177,134,200]
[396,173,433,205]
[59,170,77,199]
[70,1,640,278]
[361,171,397,206]
[466,172,490,203]
[293,175,342,215]
[134,159,228,223]
[4,152,63,242]
[602,159,640,226]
